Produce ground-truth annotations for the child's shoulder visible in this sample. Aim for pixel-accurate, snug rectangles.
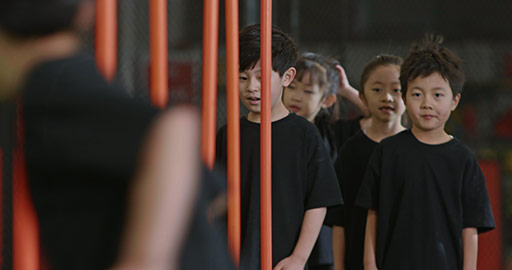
[272,113,318,133]
[379,129,413,146]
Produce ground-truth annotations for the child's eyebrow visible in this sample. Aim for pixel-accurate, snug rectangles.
[410,86,424,91]
[371,81,385,85]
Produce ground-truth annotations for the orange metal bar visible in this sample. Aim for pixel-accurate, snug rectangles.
[13,104,39,270]
[200,0,219,170]
[95,0,118,81]
[149,0,169,108]
[225,0,241,266]
[260,0,273,269]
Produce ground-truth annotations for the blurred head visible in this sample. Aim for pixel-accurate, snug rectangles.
[283,52,338,122]
[360,54,405,124]
[0,0,93,100]
[238,24,297,118]
[400,35,463,134]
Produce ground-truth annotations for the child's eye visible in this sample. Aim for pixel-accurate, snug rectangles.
[305,90,314,94]
[239,76,248,81]
[393,89,401,93]
[372,88,383,93]
[411,92,421,97]
[434,93,443,98]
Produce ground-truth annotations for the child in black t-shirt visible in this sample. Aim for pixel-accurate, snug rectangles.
[282,52,368,270]
[216,25,342,270]
[324,54,405,270]
[356,35,495,270]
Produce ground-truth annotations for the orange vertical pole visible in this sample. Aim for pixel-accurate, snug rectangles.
[149,0,169,108]
[260,0,273,269]
[13,105,39,270]
[95,0,117,81]
[200,0,219,170]
[226,0,241,266]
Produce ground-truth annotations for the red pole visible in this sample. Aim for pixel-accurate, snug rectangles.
[260,0,273,269]
[225,0,241,266]
[149,0,169,108]
[200,0,219,170]
[13,105,39,270]
[95,0,117,81]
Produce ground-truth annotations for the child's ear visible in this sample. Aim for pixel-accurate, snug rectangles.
[451,93,461,111]
[281,67,296,87]
[321,93,337,108]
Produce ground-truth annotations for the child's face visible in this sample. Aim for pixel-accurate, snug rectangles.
[405,72,461,134]
[362,65,405,124]
[239,60,293,116]
[283,72,326,122]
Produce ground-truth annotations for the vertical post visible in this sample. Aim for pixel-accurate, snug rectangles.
[13,105,39,270]
[149,0,169,108]
[95,0,118,81]
[201,0,219,170]
[225,0,241,266]
[260,0,273,269]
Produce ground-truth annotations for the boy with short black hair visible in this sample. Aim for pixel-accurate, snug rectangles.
[216,24,343,269]
[356,35,495,270]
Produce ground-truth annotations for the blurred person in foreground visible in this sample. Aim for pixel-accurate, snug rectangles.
[0,0,233,269]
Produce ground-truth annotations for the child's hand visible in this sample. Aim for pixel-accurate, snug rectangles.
[272,254,307,270]
[335,65,353,97]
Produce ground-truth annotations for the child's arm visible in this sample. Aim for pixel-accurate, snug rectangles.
[273,207,327,270]
[462,227,478,270]
[332,225,346,270]
[335,65,369,117]
[363,209,378,270]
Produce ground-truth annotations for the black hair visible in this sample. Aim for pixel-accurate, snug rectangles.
[239,24,297,76]
[0,0,82,38]
[360,54,403,96]
[400,34,465,97]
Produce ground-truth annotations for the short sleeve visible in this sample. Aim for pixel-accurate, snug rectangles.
[324,205,344,227]
[355,144,382,210]
[304,126,343,210]
[461,157,495,234]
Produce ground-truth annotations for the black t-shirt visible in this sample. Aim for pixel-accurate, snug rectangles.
[325,130,377,270]
[356,130,495,270]
[333,118,362,152]
[216,113,342,269]
[22,53,233,270]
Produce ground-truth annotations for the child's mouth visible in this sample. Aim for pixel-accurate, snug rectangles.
[379,106,394,112]
[247,97,260,105]
[289,105,301,112]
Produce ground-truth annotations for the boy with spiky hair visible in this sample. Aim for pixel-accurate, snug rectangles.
[356,35,495,270]
[216,24,342,269]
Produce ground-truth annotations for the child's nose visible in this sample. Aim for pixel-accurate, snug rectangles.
[291,92,302,101]
[383,92,393,102]
[421,97,433,109]
[248,77,260,91]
